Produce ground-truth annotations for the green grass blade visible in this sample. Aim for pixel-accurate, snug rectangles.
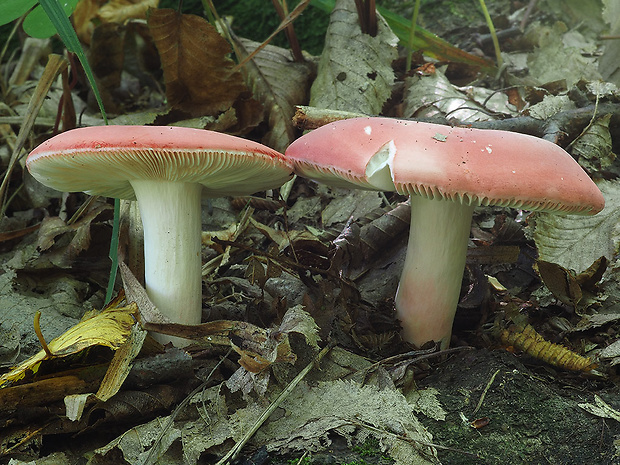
[37,0,108,124]
[38,0,118,303]
[310,0,496,72]
[107,199,121,304]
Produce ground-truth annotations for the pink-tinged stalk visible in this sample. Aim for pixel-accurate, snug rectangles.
[131,180,203,346]
[284,117,606,349]
[395,196,475,349]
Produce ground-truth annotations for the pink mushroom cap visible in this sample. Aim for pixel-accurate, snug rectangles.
[286,117,604,348]
[27,125,292,346]
[285,117,605,214]
[27,125,292,199]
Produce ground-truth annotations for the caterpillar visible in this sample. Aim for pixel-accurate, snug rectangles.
[500,324,597,372]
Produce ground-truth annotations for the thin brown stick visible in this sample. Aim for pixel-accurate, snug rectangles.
[348,418,482,460]
[34,311,53,358]
[0,54,68,216]
[472,369,500,415]
[215,344,333,464]
[233,0,312,71]
[270,0,304,62]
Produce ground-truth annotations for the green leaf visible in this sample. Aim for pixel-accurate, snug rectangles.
[22,0,78,39]
[36,0,80,49]
[0,0,37,26]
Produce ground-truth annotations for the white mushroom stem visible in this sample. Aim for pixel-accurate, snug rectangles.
[130,180,203,345]
[394,196,475,349]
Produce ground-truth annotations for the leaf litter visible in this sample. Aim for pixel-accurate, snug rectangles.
[1,0,620,463]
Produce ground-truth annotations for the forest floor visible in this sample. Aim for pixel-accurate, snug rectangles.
[1,0,620,464]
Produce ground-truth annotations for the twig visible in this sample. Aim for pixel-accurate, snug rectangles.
[34,311,53,358]
[139,348,233,465]
[566,84,601,151]
[215,344,333,465]
[472,369,500,415]
[293,105,367,130]
[292,103,620,143]
[348,418,482,461]
[519,0,538,31]
[232,0,312,71]
[371,345,475,370]
[0,54,68,215]
[270,0,304,62]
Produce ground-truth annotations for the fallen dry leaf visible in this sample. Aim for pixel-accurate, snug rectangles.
[0,301,138,388]
[148,9,249,117]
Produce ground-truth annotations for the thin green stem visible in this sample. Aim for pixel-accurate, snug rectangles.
[105,199,120,304]
[478,0,502,67]
[405,0,421,72]
[38,0,117,303]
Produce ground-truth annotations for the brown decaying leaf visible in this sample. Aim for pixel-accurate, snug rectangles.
[35,203,112,267]
[86,19,163,114]
[470,417,491,429]
[60,65,76,131]
[143,305,317,376]
[72,0,103,45]
[89,23,126,91]
[536,260,583,307]
[143,318,293,372]
[245,255,267,288]
[148,9,248,117]
[358,200,410,262]
[574,256,607,290]
[537,257,607,309]
[233,36,315,152]
[86,384,186,429]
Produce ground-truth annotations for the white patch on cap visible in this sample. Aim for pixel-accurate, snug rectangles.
[365,140,396,191]
[486,145,492,154]
[364,125,372,135]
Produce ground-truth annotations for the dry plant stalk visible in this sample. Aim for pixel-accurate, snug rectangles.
[500,324,596,372]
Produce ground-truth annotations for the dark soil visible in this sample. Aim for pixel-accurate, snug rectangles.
[417,349,619,465]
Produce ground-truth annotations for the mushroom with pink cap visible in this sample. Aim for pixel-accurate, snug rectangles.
[27,125,292,345]
[285,117,605,349]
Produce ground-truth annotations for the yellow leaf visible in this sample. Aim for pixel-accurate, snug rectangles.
[0,303,138,388]
[99,0,159,24]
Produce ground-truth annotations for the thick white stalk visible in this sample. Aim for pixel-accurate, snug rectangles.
[395,196,475,349]
[130,180,203,345]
